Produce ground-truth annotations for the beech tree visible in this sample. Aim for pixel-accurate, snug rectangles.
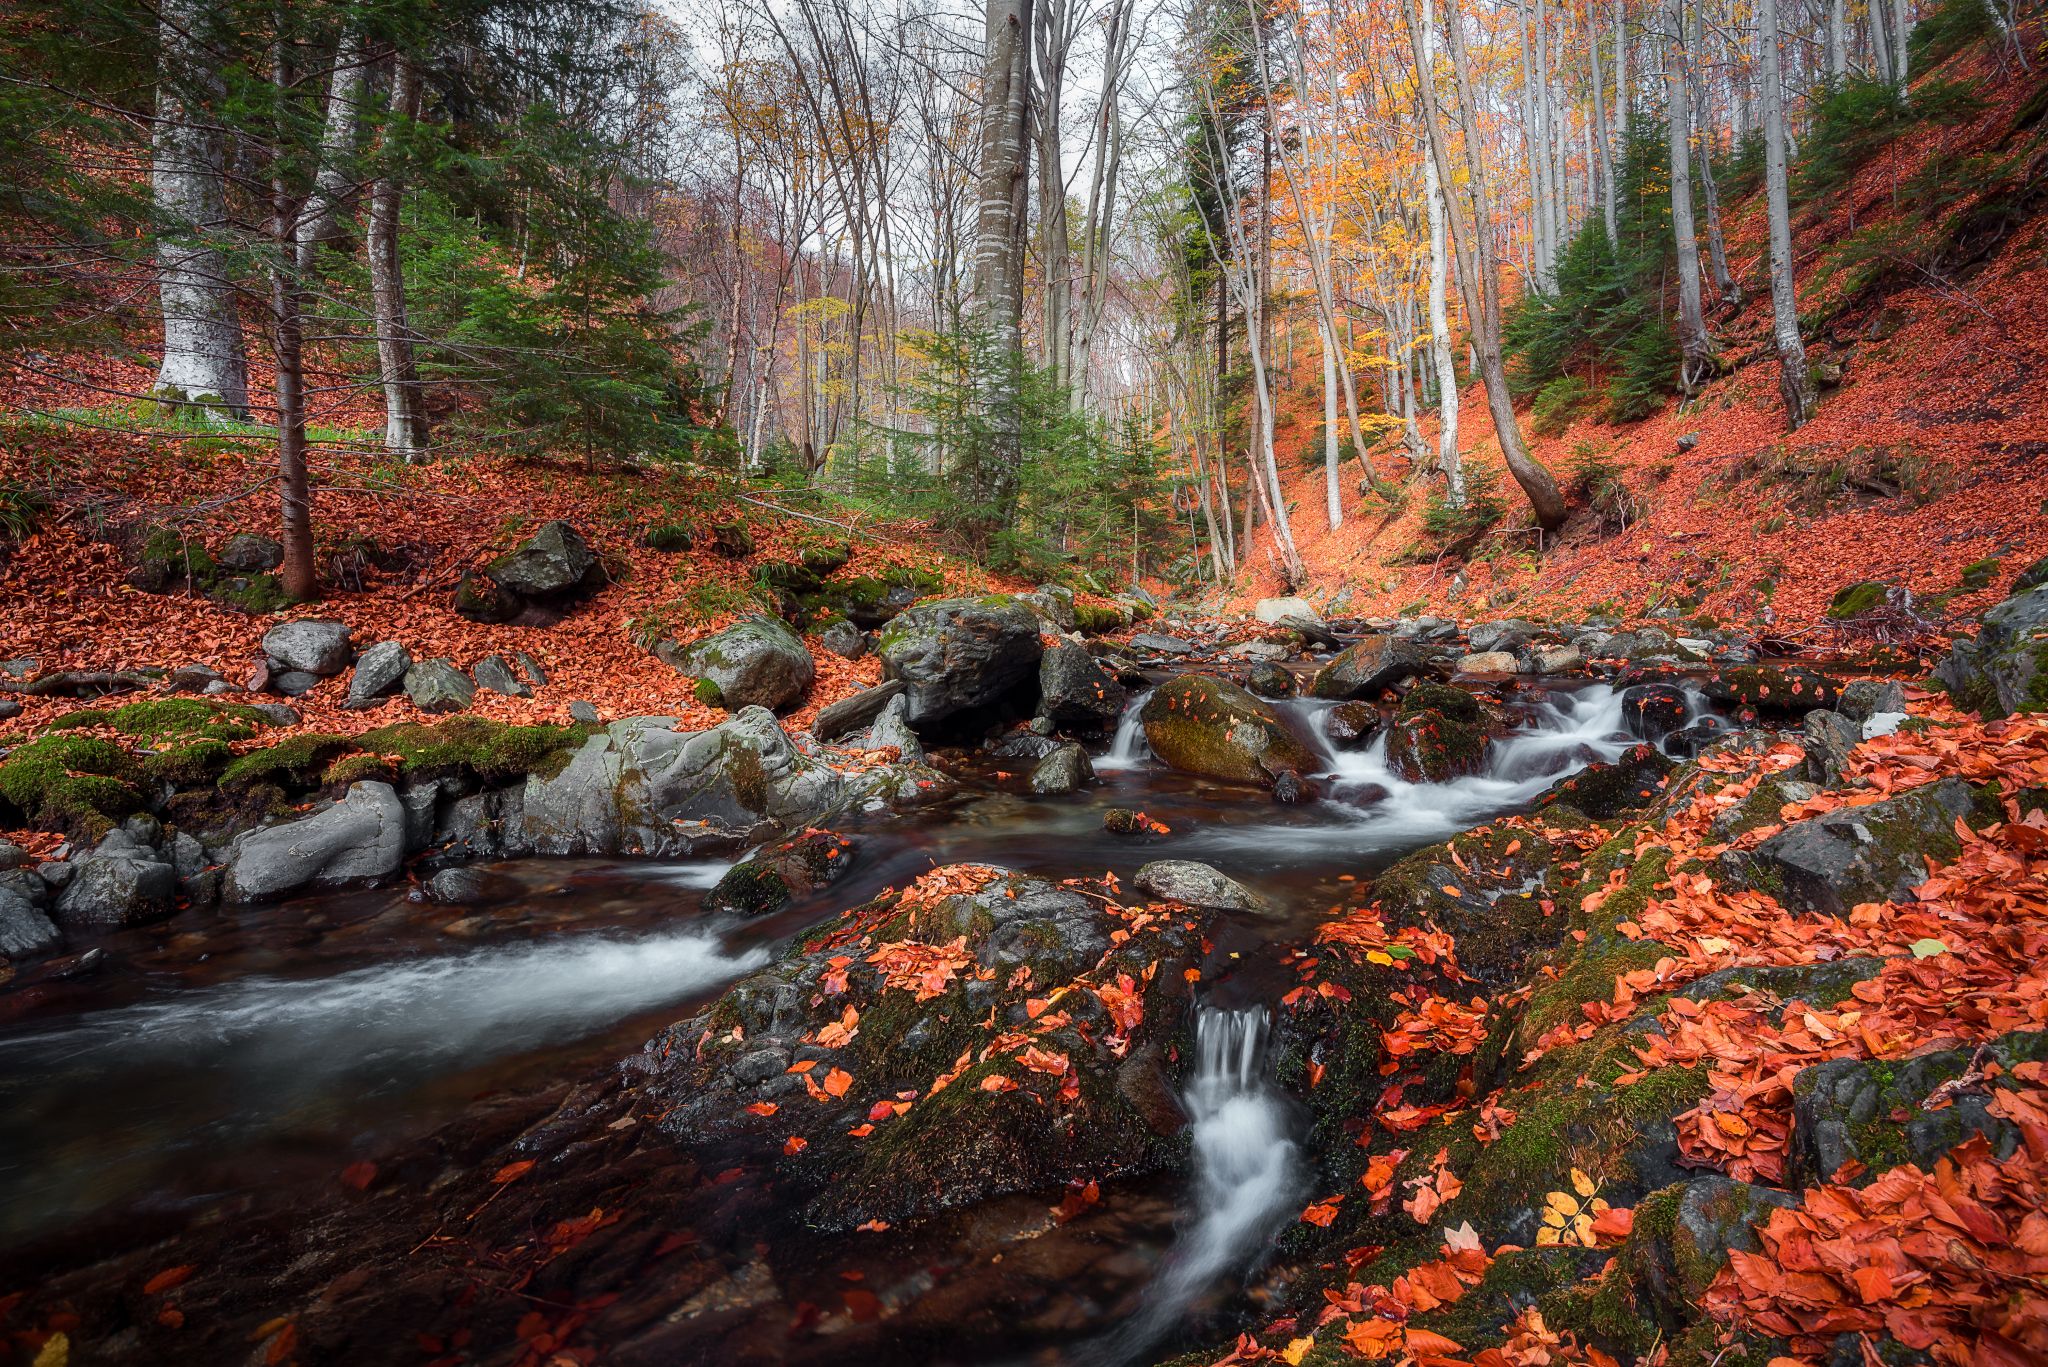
[1757,0,1814,426]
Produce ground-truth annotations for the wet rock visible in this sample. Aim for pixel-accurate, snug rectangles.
[1790,1030,2048,1187]
[1837,678,1907,723]
[345,640,412,708]
[1675,956,1883,1008]
[1243,661,1295,699]
[1324,700,1380,748]
[404,658,475,714]
[1532,645,1585,674]
[1038,640,1127,730]
[1132,860,1266,913]
[1801,709,1862,784]
[659,616,814,713]
[471,653,532,699]
[1016,584,1078,633]
[1139,674,1317,789]
[877,596,1044,731]
[1384,682,1491,783]
[813,680,906,741]
[414,866,497,906]
[1280,615,1341,650]
[225,781,408,901]
[451,568,515,624]
[1103,807,1147,835]
[857,694,925,764]
[1719,776,1974,918]
[1702,665,1841,717]
[1466,619,1537,654]
[218,532,284,573]
[1933,584,2048,718]
[270,669,321,697]
[0,872,60,957]
[1128,632,1198,656]
[1311,636,1449,700]
[261,619,353,676]
[1596,627,1694,662]
[984,730,1061,763]
[1457,651,1518,674]
[1666,716,1733,758]
[487,520,601,599]
[1255,596,1317,624]
[1538,743,1676,820]
[1272,770,1313,804]
[818,620,867,659]
[705,831,858,917]
[1638,1177,1799,1308]
[1708,774,1822,842]
[1391,615,1459,642]
[52,828,177,929]
[1029,743,1094,795]
[1621,683,1692,744]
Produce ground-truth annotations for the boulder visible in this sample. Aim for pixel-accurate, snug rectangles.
[486,520,602,599]
[52,829,178,928]
[345,641,412,708]
[225,781,409,901]
[416,866,497,906]
[1028,743,1094,795]
[1140,674,1317,789]
[0,700,19,721]
[1128,632,1198,656]
[1933,584,2048,718]
[404,659,475,714]
[1038,641,1127,730]
[859,694,925,764]
[1538,743,1676,819]
[1458,651,1519,675]
[1133,860,1267,914]
[270,670,321,697]
[1466,619,1537,654]
[2014,556,2048,595]
[1621,683,1692,744]
[1825,580,1894,620]
[877,596,1044,730]
[818,620,867,659]
[1384,682,1492,783]
[568,700,601,725]
[1324,700,1380,748]
[704,831,859,918]
[452,568,516,624]
[1595,627,1690,662]
[1279,615,1340,650]
[1719,776,1975,917]
[471,653,532,699]
[218,532,284,573]
[1016,584,1078,633]
[261,619,353,676]
[1255,596,1317,625]
[0,872,60,956]
[1837,677,1907,723]
[1702,665,1841,717]
[1243,661,1295,699]
[814,680,907,741]
[1311,636,1448,700]
[662,616,815,713]
[1801,708,1862,784]
[1531,645,1585,674]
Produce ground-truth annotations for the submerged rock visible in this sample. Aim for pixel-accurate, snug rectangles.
[1038,640,1126,730]
[1139,674,1316,789]
[704,830,858,917]
[1621,683,1691,743]
[1028,743,1094,795]
[1323,700,1380,748]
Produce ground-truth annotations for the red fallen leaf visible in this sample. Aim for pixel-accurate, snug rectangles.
[157,1306,185,1329]
[856,1219,890,1232]
[783,1135,809,1155]
[745,1101,779,1116]
[1589,1205,1635,1243]
[144,1265,196,1295]
[264,1322,298,1366]
[1052,1179,1101,1223]
[1301,1196,1343,1226]
[822,1066,854,1098]
[980,1073,1018,1092]
[492,1161,534,1185]
[867,1100,898,1121]
[339,1161,377,1191]
[846,1123,875,1137]
[843,1288,882,1322]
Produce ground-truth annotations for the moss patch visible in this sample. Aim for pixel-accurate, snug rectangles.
[0,735,144,837]
[49,697,272,746]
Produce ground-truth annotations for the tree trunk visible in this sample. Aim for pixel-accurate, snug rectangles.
[296,23,366,271]
[369,54,426,459]
[270,32,315,601]
[1421,0,1464,503]
[970,0,1033,517]
[1826,0,1848,80]
[1667,0,1714,391]
[1758,0,1815,426]
[1692,10,1741,310]
[1591,5,1618,243]
[153,0,249,417]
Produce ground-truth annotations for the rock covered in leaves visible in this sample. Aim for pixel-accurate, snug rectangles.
[1621,682,1692,743]
[1139,673,1317,789]
[1717,774,1975,917]
[1701,664,1840,718]
[876,596,1045,732]
[637,864,1206,1232]
[1384,682,1493,783]
[656,614,815,713]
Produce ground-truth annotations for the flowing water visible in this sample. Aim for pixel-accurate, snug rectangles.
[0,671,1712,1354]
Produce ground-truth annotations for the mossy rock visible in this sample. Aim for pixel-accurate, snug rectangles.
[48,697,272,746]
[357,716,587,783]
[1072,602,1127,634]
[142,739,235,787]
[129,527,217,592]
[218,732,357,791]
[1385,681,1491,782]
[1825,579,1892,619]
[0,735,144,837]
[1701,664,1840,716]
[210,572,292,616]
[1138,673,1317,788]
[1958,557,2001,591]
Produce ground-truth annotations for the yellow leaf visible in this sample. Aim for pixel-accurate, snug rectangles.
[1571,1167,1598,1198]
[33,1335,69,1367]
[1283,1337,1315,1365]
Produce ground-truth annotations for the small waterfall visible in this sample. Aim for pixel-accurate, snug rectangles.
[1091,1006,1300,1364]
[1095,688,1154,772]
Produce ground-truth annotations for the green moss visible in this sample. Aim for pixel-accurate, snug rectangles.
[358,716,587,783]
[133,527,216,591]
[218,732,356,790]
[211,572,292,615]
[322,753,397,787]
[142,739,233,786]
[48,697,270,746]
[1958,557,2001,591]
[693,676,725,707]
[0,735,144,837]
[1536,1260,1663,1358]
[1826,580,1891,619]
[1072,603,1125,633]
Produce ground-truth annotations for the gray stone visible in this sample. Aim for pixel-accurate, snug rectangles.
[1531,645,1585,674]
[1457,651,1518,674]
[251,702,300,727]
[1721,776,1975,917]
[261,619,354,676]
[1310,636,1448,700]
[225,781,409,901]
[1596,627,1689,661]
[199,680,238,697]
[814,680,907,741]
[1128,633,1198,656]
[1837,678,1907,723]
[512,651,548,686]
[1254,596,1317,625]
[661,616,814,713]
[36,860,73,890]
[52,831,177,929]
[1016,585,1078,633]
[1038,641,1127,729]
[819,620,868,659]
[1243,661,1295,699]
[0,872,60,957]
[404,658,475,714]
[166,663,223,693]
[486,520,601,599]
[0,699,20,721]
[1802,709,1863,784]
[1324,700,1379,748]
[0,841,27,871]
[1933,584,2048,718]
[218,532,284,572]
[1133,860,1268,914]
[1622,683,1692,743]
[1278,614,1339,650]
[1466,619,1537,654]
[270,669,321,697]
[1654,1177,1797,1302]
[0,656,38,680]
[418,866,495,905]
[346,640,412,707]
[1028,743,1094,795]
[1140,674,1317,788]
[878,596,1044,729]
[859,694,925,764]
[471,653,532,699]
[569,700,601,724]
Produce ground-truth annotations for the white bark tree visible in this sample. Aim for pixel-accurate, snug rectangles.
[1758,0,1815,426]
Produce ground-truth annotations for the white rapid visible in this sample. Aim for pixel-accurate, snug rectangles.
[1093,687,1154,772]
[1090,1006,1300,1364]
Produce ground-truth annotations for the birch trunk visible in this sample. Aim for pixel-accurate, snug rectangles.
[1692,10,1741,309]
[1758,0,1815,426]
[295,24,366,271]
[970,0,1033,514]
[369,55,426,460]
[270,34,315,601]
[1667,0,1714,390]
[153,0,249,417]
[1422,0,1464,504]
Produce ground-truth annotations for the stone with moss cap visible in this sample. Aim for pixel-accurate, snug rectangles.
[1384,681,1492,783]
[876,595,1044,731]
[0,735,143,838]
[658,615,814,714]
[1139,673,1316,788]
